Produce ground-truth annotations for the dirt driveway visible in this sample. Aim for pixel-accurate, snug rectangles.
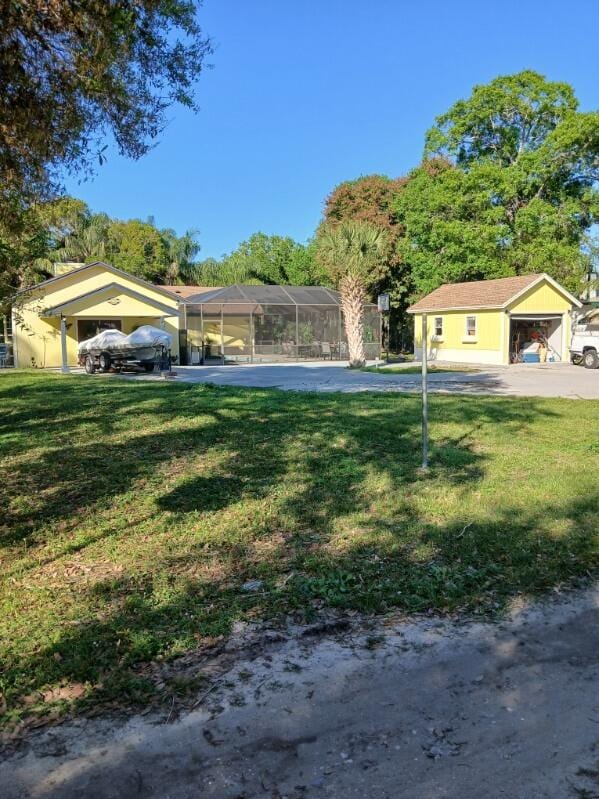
[133,361,599,399]
[3,587,599,799]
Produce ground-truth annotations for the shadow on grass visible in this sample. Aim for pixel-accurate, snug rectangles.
[1,371,597,723]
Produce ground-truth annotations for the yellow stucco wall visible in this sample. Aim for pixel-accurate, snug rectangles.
[13,264,181,368]
[414,309,505,363]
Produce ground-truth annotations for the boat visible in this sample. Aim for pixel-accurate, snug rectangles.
[78,325,172,373]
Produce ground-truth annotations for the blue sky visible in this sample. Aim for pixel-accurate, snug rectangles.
[64,0,599,260]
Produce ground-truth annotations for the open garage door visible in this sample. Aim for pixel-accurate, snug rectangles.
[509,314,564,363]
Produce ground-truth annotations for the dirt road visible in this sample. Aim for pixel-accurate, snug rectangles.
[3,587,599,798]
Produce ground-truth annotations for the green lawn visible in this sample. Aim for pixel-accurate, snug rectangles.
[1,371,598,727]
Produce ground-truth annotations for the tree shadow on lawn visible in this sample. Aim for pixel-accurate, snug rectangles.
[4,487,597,726]
[5,375,596,724]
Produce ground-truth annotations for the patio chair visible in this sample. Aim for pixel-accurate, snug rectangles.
[321,341,332,360]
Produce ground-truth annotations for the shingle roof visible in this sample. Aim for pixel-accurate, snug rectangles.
[407,274,542,313]
[158,285,218,301]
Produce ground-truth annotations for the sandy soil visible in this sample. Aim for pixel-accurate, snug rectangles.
[2,586,599,798]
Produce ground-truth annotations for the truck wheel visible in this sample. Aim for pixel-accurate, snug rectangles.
[84,355,96,374]
[99,352,112,372]
[143,363,155,373]
[583,349,599,369]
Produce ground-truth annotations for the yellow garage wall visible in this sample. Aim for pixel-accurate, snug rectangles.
[508,282,572,313]
[414,309,505,363]
[13,264,181,367]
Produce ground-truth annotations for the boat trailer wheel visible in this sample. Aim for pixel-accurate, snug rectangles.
[98,352,112,372]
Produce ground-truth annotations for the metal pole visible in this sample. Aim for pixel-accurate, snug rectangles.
[421,313,428,470]
[60,315,70,374]
[295,304,299,361]
[220,305,224,364]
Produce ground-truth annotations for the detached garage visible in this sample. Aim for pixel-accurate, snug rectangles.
[409,273,582,366]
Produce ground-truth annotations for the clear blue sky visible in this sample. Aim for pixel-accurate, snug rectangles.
[64,0,599,260]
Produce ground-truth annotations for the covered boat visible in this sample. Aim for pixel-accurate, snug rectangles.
[78,325,172,373]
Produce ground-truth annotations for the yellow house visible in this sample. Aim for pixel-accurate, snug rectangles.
[12,261,182,369]
[12,262,381,369]
[408,273,582,365]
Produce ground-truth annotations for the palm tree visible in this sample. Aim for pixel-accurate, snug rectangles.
[161,228,202,284]
[317,221,387,367]
[55,212,111,263]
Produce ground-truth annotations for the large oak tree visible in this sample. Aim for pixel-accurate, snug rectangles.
[396,71,599,299]
[0,1,211,306]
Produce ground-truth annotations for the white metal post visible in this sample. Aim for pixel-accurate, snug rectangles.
[60,315,70,374]
[421,313,428,470]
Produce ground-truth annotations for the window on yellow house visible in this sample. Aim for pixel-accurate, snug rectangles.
[434,317,443,337]
[465,316,477,337]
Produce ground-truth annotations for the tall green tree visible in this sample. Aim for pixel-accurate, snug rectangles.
[317,222,387,367]
[0,1,212,214]
[321,174,407,297]
[190,233,325,287]
[397,71,599,299]
[161,228,202,284]
[106,219,168,282]
[0,2,211,305]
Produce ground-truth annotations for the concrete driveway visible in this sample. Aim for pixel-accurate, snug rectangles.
[140,361,599,399]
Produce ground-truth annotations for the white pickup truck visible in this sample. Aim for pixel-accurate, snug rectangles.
[570,313,599,368]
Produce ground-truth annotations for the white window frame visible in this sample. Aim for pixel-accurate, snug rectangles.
[433,316,443,340]
[464,315,477,340]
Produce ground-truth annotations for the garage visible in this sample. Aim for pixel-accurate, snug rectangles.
[409,273,582,366]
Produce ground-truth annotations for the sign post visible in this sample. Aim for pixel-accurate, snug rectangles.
[421,312,428,470]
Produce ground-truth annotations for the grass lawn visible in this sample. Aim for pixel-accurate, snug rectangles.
[1,371,598,727]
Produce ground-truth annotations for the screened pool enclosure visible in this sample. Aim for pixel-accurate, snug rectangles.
[179,285,381,364]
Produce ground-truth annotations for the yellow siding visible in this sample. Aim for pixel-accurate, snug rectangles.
[13,264,181,367]
[508,282,572,313]
[414,309,504,361]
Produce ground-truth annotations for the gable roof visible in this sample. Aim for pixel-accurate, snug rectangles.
[18,261,178,302]
[407,273,582,313]
[41,282,178,317]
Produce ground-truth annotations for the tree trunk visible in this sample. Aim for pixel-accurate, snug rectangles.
[340,273,366,367]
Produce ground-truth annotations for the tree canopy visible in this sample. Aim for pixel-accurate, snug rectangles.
[396,70,599,298]
[0,1,212,215]
[191,233,325,287]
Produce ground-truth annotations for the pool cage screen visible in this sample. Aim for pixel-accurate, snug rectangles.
[181,285,381,364]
